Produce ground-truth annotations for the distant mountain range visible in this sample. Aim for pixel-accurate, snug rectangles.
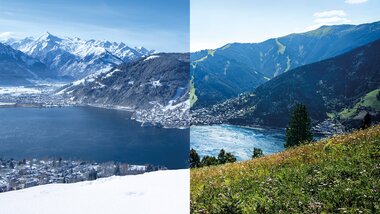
[191,21,380,108]
[58,53,190,128]
[3,32,154,79]
[0,33,189,128]
[193,38,380,128]
[0,43,49,85]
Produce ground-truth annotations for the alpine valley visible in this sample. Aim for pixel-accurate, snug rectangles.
[191,21,380,135]
[0,31,190,193]
[0,32,189,128]
[191,21,380,108]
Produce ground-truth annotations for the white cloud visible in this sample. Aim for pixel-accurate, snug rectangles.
[307,9,352,31]
[0,31,15,41]
[314,10,346,18]
[314,17,351,24]
[345,0,368,4]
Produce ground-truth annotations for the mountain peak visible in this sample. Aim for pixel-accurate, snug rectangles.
[135,46,153,55]
[39,32,61,42]
[41,31,52,37]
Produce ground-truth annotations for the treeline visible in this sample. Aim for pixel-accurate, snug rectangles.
[191,103,374,169]
[190,147,264,168]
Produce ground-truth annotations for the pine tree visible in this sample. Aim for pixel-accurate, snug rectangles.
[115,163,121,175]
[190,148,201,168]
[252,148,263,159]
[218,149,236,164]
[200,156,218,167]
[285,104,313,148]
[217,149,227,164]
[224,152,237,163]
[361,112,371,129]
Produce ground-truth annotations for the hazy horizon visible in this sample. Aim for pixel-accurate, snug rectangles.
[0,0,190,52]
[191,0,380,51]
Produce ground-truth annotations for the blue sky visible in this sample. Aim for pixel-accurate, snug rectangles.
[191,0,380,51]
[0,0,189,52]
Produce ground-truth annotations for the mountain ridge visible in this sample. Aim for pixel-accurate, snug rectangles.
[58,53,190,128]
[4,32,155,79]
[192,38,380,129]
[191,21,380,108]
[0,42,49,85]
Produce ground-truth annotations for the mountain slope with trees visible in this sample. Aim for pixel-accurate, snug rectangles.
[191,21,380,108]
[192,38,380,128]
[0,42,49,85]
[58,53,190,128]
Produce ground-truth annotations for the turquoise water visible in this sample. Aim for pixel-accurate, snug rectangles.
[190,124,285,161]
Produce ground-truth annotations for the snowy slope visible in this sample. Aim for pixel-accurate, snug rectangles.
[0,169,189,214]
[4,32,154,79]
[58,53,190,128]
[0,42,49,85]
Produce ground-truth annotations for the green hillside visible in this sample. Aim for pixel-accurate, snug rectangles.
[192,38,380,127]
[191,21,380,108]
[191,125,380,213]
[339,89,380,119]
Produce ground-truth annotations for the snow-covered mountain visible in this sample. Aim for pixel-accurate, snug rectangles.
[0,169,190,214]
[4,32,154,79]
[0,42,49,85]
[58,53,190,128]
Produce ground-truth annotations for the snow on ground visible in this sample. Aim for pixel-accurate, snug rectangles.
[143,55,160,61]
[0,169,189,214]
[0,86,41,95]
[0,102,16,106]
[102,69,121,80]
[151,80,162,87]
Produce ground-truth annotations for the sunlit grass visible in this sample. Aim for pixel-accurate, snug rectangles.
[275,38,286,55]
[339,88,380,119]
[191,125,380,213]
[190,76,198,107]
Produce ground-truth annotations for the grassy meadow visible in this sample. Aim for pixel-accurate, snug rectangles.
[191,125,380,213]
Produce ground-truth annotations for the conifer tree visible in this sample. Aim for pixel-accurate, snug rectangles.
[224,152,237,163]
[200,156,218,167]
[217,149,227,164]
[252,148,263,159]
[217,149,236,164]
[285,104,313,148]
[361,112,371,129]
[190,148,201,168]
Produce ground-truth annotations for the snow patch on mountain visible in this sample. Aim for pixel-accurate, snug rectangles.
[144,55,160,61]
[58,53,190,128]
[0,86,41,95]
[4,32,155,79]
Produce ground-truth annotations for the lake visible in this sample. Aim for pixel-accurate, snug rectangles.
[0,107,189,169]
[190,124,285,161]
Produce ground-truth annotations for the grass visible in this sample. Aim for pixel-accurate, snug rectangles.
[285,56,291,72]
[208,49,216,56]
[326,112,335,119]
[192,49,216,69]
[339,89,380,119]
[305,26,332,37]
[275,38,286,55]
[191,125,380,213]
[190,76,198,107]
[221,44,231,50]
